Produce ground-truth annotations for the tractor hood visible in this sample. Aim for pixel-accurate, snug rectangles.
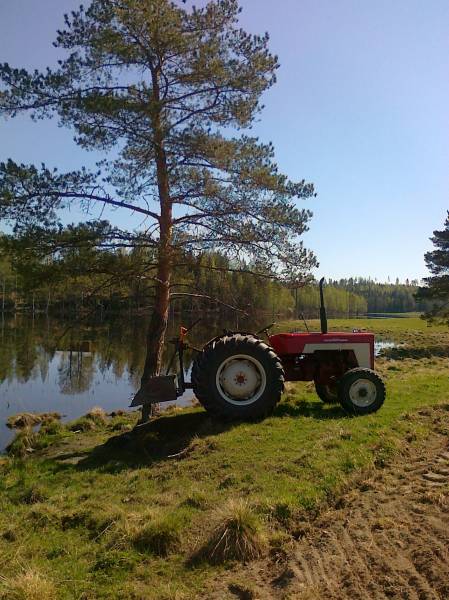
[269,332,375,366]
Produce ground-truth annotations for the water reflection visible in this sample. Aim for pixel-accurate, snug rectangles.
[374,340,397,356]
[0,313,255,450]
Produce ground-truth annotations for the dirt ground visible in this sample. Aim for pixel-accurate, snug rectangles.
[213,409,449,600]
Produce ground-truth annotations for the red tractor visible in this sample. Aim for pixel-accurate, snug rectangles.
[133,279,386,419]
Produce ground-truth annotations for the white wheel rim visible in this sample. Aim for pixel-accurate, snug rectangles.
[348,378,377,407]
[216,354,267,406]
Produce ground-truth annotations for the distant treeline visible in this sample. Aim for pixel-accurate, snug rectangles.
[329,277,431,314]
[0,247,431,317]
[0,248,294,316]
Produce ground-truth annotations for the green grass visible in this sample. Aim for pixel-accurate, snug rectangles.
[0,317,448,599]
[275,314,448,337]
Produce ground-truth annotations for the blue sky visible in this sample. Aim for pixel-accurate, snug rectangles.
[1,0,448,282]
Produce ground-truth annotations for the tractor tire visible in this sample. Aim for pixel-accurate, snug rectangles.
[338,368,386,415]
[191,334,284,420]
[314,381,339,403]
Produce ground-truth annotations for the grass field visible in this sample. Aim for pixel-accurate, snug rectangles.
[0,317,448,599]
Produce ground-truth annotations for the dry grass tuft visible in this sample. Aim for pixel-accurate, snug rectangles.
[6,413,63,456]
[107,511,181,556]
[132,515,181,556]
[108,409,126,417]
[68,407,108,431]
[39,419,63,436]
[6,428,38,457]
[161,405,185,416]
[68,417,96,432]
[196,499,265,564]
[6,413,61,430]
[85,406,108,424]
[0,569,57,600]
[105,512,140,550]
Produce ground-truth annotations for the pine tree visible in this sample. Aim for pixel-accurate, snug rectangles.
[0,0,316,409]
[416,211,449,323]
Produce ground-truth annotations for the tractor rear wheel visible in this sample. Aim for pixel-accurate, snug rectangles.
[191,334,284,420]
[338,368,386,415]
[314,381,339,403]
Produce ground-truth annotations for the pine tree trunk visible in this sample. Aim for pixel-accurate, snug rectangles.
[136,215,172,421]
[141,242,171,382]
[134,66,172,421]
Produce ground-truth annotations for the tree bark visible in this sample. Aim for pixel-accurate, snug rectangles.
[135,65,173,420]
[141,239,171,382]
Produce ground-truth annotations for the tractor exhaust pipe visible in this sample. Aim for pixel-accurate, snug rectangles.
[319,277,328,334]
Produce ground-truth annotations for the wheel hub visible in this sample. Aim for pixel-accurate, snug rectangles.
[216,354,267,405]
[349,378,377,407]
[235,372,247,386]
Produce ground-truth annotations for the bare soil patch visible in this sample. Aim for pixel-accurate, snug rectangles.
[213,408,449,600]
[287,435,449,599]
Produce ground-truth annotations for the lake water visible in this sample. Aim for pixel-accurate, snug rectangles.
[374,340,397,355]
[0,313,254,451]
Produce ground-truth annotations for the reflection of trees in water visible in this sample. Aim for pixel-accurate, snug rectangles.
[37,345,51,383]
[0,317,48,384]
[0,313,258,395]
[93,319,145,389]
[0,343,14,384]
[57,350,95,395]
[13,325,39,383]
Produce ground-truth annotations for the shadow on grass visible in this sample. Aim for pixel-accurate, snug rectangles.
[50,399,347,473]
[50,409,232,472]
[274,399,346,419]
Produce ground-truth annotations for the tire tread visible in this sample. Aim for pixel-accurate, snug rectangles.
[192,334,284,420]
[338,367,386,415]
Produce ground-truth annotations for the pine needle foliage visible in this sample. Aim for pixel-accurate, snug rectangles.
[417,211,449,324]
[0,0,316,385]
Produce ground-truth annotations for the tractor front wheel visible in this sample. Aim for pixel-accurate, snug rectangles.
[191,334,284,420]
[338,368,386,415]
